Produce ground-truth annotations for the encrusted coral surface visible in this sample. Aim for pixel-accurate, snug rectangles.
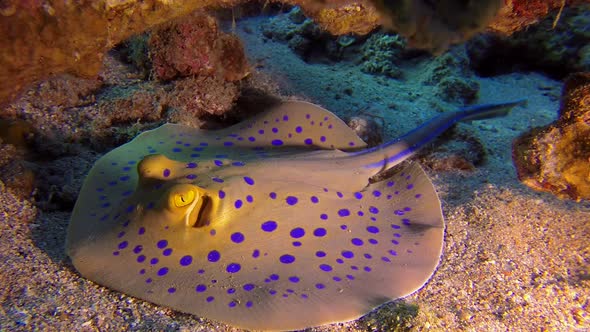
[513,72,590,201]
[150,12,249,82]
[2,0,589,107]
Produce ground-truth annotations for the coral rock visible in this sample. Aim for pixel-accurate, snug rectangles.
[513,72,590,201]
[149,12,249,82]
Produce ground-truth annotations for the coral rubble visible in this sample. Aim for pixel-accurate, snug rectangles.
[513,72,590,201]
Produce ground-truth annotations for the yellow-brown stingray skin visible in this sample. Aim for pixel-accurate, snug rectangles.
[513,72,590,201]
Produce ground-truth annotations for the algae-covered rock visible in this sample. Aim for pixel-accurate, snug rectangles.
[300,3,380,36]
[0,0,244,106]
[513,72,590,201]
[149,12,249,82]
[360,32,406,78]
[421,47,480,103]
[372,0,503,53]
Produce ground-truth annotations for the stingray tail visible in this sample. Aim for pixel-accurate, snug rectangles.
[355,99,527,174]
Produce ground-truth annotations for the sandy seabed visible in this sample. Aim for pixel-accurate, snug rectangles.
[1,13,589,332]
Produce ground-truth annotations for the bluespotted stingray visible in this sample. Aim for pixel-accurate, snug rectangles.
[67,100,524,331]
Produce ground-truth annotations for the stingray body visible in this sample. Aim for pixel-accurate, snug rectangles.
[67,100,523,331]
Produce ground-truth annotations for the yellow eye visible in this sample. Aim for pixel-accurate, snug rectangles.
[174,190,196,207]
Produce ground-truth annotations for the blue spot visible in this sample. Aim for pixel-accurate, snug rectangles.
[163,169,171,177]
[286,196,298,205]
[338,209,350,217]
[310,196,319,204]
[373,190,382,197]
[223,141,234,146]
[261,220,277,232]
[319,264,332,272]
[252,249,260,258]
[367,226,380,234]
[351,238,364,246]
[214,160,223,167]
[337,192,343,198]
[320,214,328,220]
[137,255,146,263]
[232,161,246,166]
[243,284,255,291]
[269,192,277,199]
[162,248,172,256]
[292,241,302,247]
[213,177,224,183]
[369,206,379,214]
[407,184,414,189]
[133,245,142,254]
[227,288,236,294]
[248,136,256,142]
[316,251,326,257]
[226,263,241,273]
[156,240,167,249]
[187,162,197,168]
[172,148,182,152]
[180,255,192,266]
[272,127,278,133]
[280,254,295,264]
[196,284,207,292]
[290,228,305,238]
[364,253,373,259]
[304,138,313,145]
[283,115,289,121]
[231,232,245,243]
[295,126,303,133]
[258,129,264,135]
[186,174,197,179]
[313,228,327,237]
[354,192,363,200]
[244,176,255,185]
[289,276,300,283]
[246,195,253,203]
[342,250,354,259]
[218,190,226,199]
[234,200,243,209]
[208,250,221,262]
[157,267,168,276]
[206,296,214,302]
[315,283,325,289]
[271,139,284,146]
[320,136,326,142]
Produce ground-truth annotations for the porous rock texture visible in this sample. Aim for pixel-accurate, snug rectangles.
[513,72,590,201]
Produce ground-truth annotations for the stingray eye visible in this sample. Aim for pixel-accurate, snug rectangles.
[165,184,210,227]
[174,190,196,207]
